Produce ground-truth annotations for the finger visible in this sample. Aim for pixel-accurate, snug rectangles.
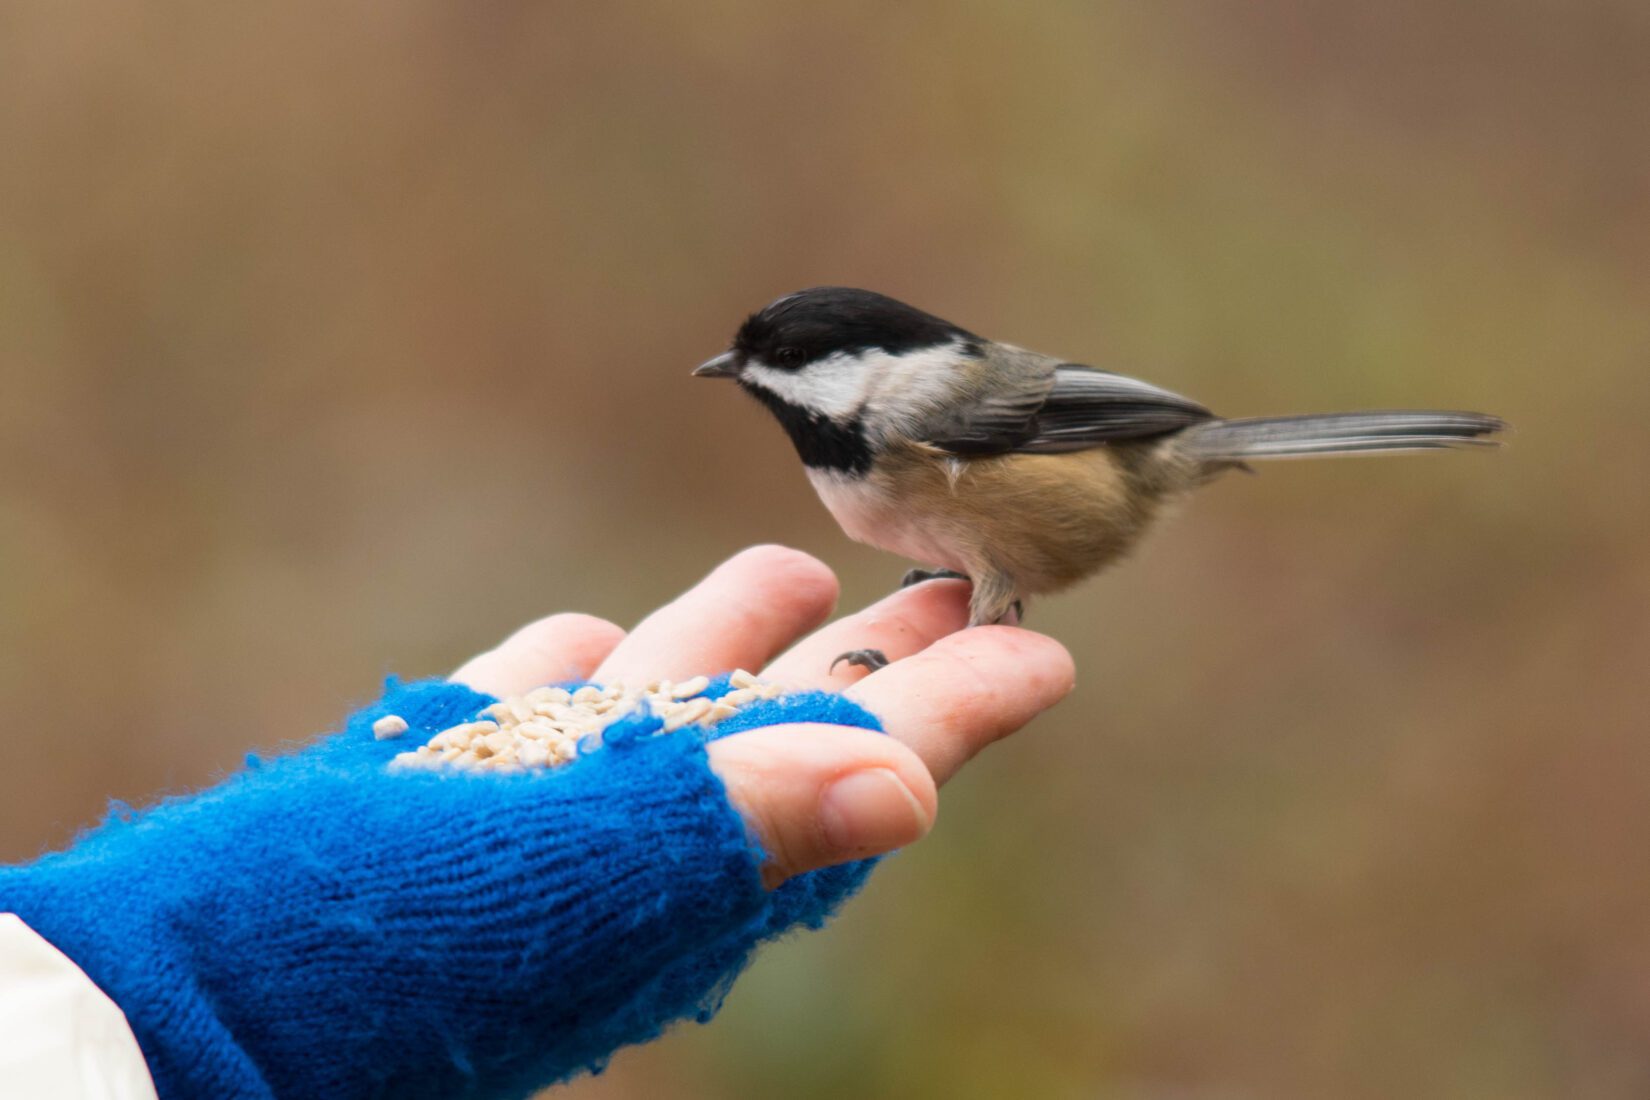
[451,613,626,697]
[707,724,938,889]
[763,578,972,690]
[846,626,1075,785]
[594,545,839,686]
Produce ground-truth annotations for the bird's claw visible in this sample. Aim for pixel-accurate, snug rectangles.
[830,648,890,674]
[900,567,969,588]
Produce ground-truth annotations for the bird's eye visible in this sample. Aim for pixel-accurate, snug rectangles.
[774,347,805,368]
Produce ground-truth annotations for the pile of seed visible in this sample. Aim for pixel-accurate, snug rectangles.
[382,669,784,773]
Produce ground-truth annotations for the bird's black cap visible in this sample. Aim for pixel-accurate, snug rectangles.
[733,287,978,370]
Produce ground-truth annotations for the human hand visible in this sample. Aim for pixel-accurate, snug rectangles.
[0,545,1074,1098]
[452,544,1076,887]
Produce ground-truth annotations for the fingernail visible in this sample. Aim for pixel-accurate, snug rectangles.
[819,768,932,854]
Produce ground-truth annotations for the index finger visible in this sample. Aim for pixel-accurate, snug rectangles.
[762,578,972,691]
[845,626,1075,786]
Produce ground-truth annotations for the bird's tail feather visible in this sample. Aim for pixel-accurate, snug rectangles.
[1181,411,1506,461]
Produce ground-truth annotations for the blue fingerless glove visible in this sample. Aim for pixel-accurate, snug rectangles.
[0,677,884,1099]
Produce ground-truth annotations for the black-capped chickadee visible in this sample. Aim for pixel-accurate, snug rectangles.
[695,287,1503,667]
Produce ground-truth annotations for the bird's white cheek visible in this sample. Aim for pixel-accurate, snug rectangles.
[742,357,873,422]
[860,341,976,441]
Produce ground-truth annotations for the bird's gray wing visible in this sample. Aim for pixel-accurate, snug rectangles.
[912,351,1053,453]
[1014,363,1215,451]
[922,357,1214,455]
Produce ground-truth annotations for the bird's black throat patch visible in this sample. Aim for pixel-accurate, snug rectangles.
[738,382,872,474]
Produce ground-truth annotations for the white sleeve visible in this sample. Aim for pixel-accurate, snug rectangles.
[0,913,158,1099]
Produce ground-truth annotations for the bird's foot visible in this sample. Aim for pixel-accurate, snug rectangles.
[970,599,1025,628]
[900,567,969,588]
[830,648,890,674]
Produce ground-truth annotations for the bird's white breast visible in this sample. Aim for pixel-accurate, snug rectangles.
[805,467,968,573]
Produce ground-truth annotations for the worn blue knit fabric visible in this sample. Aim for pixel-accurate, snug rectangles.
[0,677,883,1099]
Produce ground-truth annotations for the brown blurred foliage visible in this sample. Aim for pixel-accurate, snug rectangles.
[2,3,1647,1097]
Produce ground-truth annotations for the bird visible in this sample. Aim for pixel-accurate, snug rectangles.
[693,286,1504,670]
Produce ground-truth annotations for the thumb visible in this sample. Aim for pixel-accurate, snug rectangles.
[707,724,938,889]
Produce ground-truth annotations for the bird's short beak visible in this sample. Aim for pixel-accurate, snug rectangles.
[692,351,740,379]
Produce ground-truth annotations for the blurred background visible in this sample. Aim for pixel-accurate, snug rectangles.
[2,2,1646,1097]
